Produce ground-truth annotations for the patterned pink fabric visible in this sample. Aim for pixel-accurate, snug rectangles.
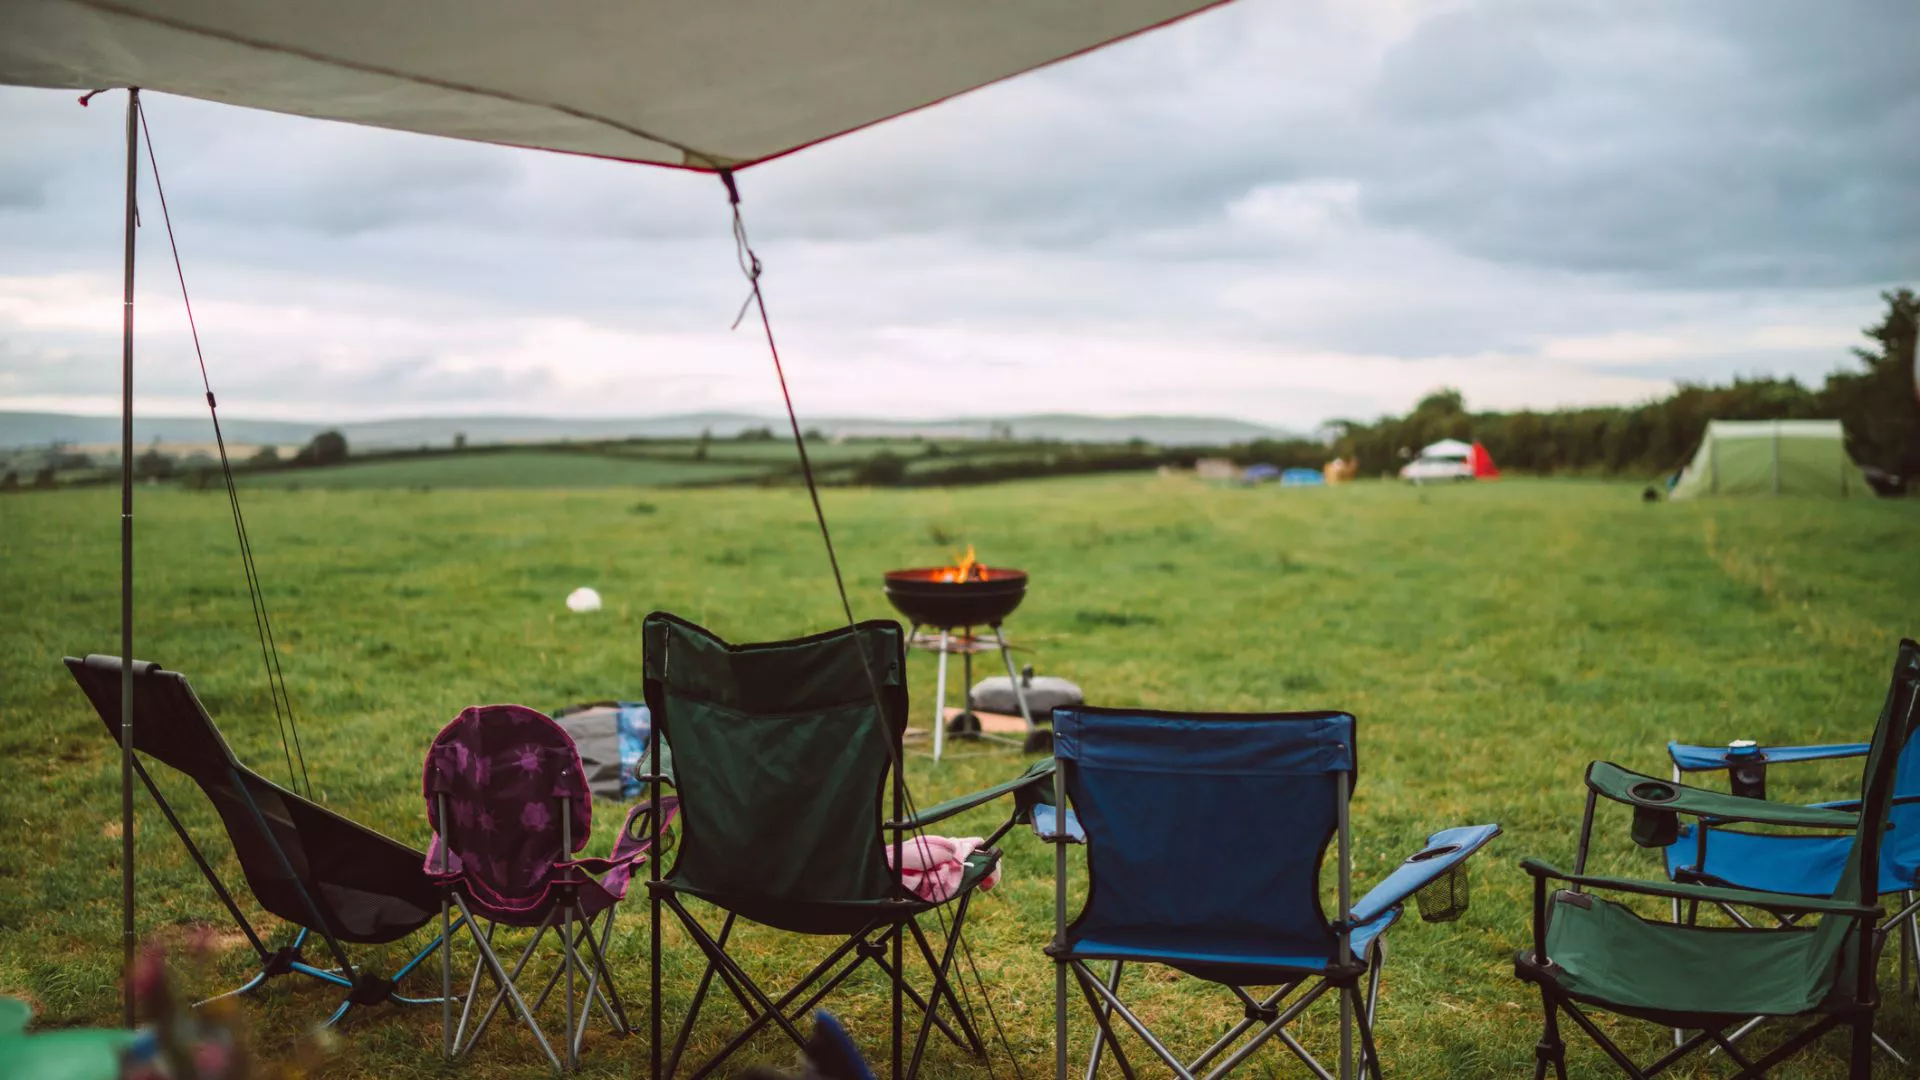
[422,704,670,926]
[885,834,999,903]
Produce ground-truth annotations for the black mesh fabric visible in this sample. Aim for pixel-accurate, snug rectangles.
[67,656,438,945]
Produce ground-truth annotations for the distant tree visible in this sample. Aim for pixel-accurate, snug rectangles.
[0,470,17,491]
[1823,288,1920,477]
[694,428,712,461]
[735,426,776,442]
[45,443,92,470]
[453,432,468,450]
[135,447,175,480]
[249,445,281,467]
[803,427,825,442]
[853,451,908,486]
[293,430,349,466]
[31,465,57,489]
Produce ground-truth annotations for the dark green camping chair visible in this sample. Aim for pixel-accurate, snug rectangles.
[641,613,1054,1080]
[1515,639,1920,1080]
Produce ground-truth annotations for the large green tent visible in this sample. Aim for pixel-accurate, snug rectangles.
[1669,419,1868,499]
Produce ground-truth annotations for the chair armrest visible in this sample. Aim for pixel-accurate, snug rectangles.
[1521,858,1880,918]
[1351,824,1500,924]
[1029,804,1085,844]
[594,795,679,868]
[1586,761,1859,830]
[1807,793,1920,813]
[1668,740,1869,773]
[890,759,1054,831]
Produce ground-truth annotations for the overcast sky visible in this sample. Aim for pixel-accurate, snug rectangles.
[1,0,1914,431]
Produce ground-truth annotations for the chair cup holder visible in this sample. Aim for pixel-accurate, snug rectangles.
[1631,805,1680,849]
[1413,861,1471,923]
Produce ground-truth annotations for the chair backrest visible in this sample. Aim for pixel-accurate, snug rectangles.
[1054,706,1356,966]
[1832,639,1920,909]
[422,704,593,916]
[1788,639,1920,1000]
[642,613,908,909]
[65,655,437,945]
[1881,641,1920,886]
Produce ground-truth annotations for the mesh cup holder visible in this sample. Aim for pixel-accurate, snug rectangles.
[1407,845,1469,923]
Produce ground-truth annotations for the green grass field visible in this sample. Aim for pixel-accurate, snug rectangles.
[2,476,1916,1078]
[234,450,766,490]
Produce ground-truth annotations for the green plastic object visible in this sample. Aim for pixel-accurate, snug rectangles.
[0,997,137,1080]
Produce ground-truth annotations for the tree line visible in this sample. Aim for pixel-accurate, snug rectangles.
[1307,288,1919,481]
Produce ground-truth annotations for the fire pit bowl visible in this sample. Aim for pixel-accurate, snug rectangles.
[883,567,1028,629]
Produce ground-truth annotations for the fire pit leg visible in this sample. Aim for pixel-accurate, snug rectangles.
[992,624,1042,746]
[950,629,981,741]
[932,628,951,763]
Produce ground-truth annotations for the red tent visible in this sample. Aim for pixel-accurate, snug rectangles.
[1470,441,1501,479]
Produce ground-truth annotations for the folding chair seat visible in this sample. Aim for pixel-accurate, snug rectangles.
[641,613,1056,1080]
[423,703,678,1073]
[65,655,450,1026]
[1041,705,1500,1080]
[1514,639,1920,1080]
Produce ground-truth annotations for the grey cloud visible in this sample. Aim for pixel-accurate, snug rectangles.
[1356,0,1920,288]
[2,0,1914,426]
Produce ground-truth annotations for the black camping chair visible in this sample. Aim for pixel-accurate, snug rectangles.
[642,614,1055,1080]
[66,655,456,1025]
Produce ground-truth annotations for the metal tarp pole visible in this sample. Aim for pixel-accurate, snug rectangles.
[119,85,140,1027]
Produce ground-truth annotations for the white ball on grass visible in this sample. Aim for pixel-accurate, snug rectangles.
[566,587,602,613]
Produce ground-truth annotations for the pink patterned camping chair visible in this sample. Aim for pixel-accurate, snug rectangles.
[423,703,677,1072]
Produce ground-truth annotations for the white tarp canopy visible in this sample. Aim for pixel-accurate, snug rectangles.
[0,0,1228,170]
[1417,439,1473,460]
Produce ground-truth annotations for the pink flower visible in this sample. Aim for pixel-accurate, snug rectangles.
[521,802,552,831]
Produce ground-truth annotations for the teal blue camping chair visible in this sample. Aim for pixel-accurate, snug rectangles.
[1514,639,1920,1080]
[1655,640,1920,1062]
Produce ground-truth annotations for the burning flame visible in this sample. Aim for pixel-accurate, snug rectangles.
[932,545,990,583]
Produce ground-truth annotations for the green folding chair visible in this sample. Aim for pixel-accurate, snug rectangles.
[1515,639,1920,1080]
[641,613,1055,1080]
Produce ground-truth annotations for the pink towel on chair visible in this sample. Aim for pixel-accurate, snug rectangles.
[885,835,999,902]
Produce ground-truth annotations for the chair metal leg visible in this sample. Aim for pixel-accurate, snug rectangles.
[933,629,951,763]
[1192,984,1295,1076]
[870,939,976,1053]
[465,921,556,1059]
[1203,980,1335,1080]
[906,916,985,1051]
[192,968,270,1008]
[442,899,453,1059]
[1075,961,1197,1080]
[581,911,632,1035]
[1349,985,1383,1080]
[1872,1030,1909,1065]
[1339,976,1353,1080]
[1069,962,1137,1080]
[452,897,563,1073]
[906,905,975,1079]
[564,899,577,1072]
[1533,999,1568,1080]
[1360,941,1385,1077]
[1083,962,1123,1080]
[665,912,739,1080]
[453,920,493,1054]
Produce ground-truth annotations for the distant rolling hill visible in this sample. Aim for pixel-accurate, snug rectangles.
[0,410,1284,451]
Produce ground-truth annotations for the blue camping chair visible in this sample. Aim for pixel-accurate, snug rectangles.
[1656,643,1920,1062]
[1039,706,1500,1080]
